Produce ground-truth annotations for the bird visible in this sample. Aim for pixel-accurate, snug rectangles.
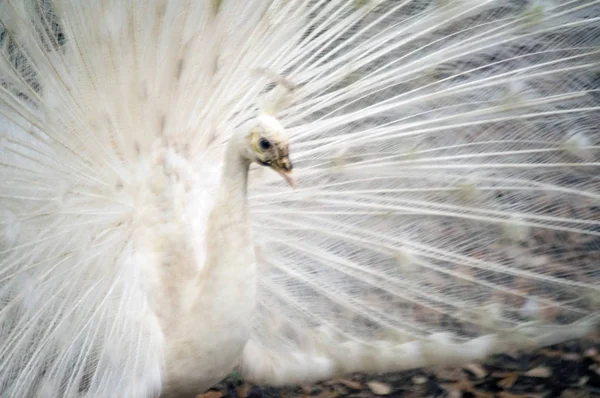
[0,0,598,397]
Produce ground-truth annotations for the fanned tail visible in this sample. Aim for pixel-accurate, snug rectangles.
[241,317,596,386]
[246,0,600,384]
[0,0,599,395]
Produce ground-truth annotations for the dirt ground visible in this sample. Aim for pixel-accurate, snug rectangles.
[200,334,600,398]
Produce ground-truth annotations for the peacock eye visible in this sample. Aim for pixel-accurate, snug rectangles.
[259,138,271,150]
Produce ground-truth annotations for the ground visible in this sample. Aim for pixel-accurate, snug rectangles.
[199,334,600,398]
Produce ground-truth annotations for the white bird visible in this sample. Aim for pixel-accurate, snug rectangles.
[0,0,598,397]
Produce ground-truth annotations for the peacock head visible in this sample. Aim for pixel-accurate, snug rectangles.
[246,114,295,188]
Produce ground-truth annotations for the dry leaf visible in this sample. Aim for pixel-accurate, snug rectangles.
[441,380,473,392]
[474,391,496,398]
[562,353,580,361]
[197,391,223,398]
[412,376,428,385]
[497,373,519,389]
[561,389,592,398]
[491,371,514,378]
[367,381,392,395]
[315,390,339,398]
[524,366,552,378]
[584,348,598,358]
[540,349,562,357]
[337,379,363,390]
[447,391,462,398]
[497,393,526,398]
[236,383,250,398]
[434,367,467,381]
[465,363,487,379]
[301,385,313,394]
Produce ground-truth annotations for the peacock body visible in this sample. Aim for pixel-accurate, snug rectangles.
[0,0,599,397]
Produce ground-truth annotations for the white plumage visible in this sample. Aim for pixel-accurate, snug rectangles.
[0,0,599,397]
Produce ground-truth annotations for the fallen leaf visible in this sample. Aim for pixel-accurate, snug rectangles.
[367,381,392,395]
[236,383,250,398]
[412,376,428,385]
[540,349,562,357]
[434,367,467,381]
[315,390,339,398]
[336,379,363,390]
[474,391,496,398]
[197,391,223,398]
[497,393,525,398]
[465,363,487,379]
[301,385,313,394]
[441,380,473,393]
[584,348,598,358]
[561,389,592,398]
[562,353,580,361]
[447,391,462,398]
[524,366,552,378]
[497,373,519,389]
[491,371,514,378]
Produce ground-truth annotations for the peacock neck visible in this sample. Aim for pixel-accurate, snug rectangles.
[216,139,251,211]
[164,136,257,396]
[201,135,254,277]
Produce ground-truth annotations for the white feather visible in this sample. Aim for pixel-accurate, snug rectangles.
[0,0,598,397]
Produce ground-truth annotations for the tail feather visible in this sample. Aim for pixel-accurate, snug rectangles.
[247,0,599,384]
[0,0,598,396]
[242,315,597,386]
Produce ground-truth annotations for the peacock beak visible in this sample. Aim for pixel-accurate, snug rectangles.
[272,157,295,188]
